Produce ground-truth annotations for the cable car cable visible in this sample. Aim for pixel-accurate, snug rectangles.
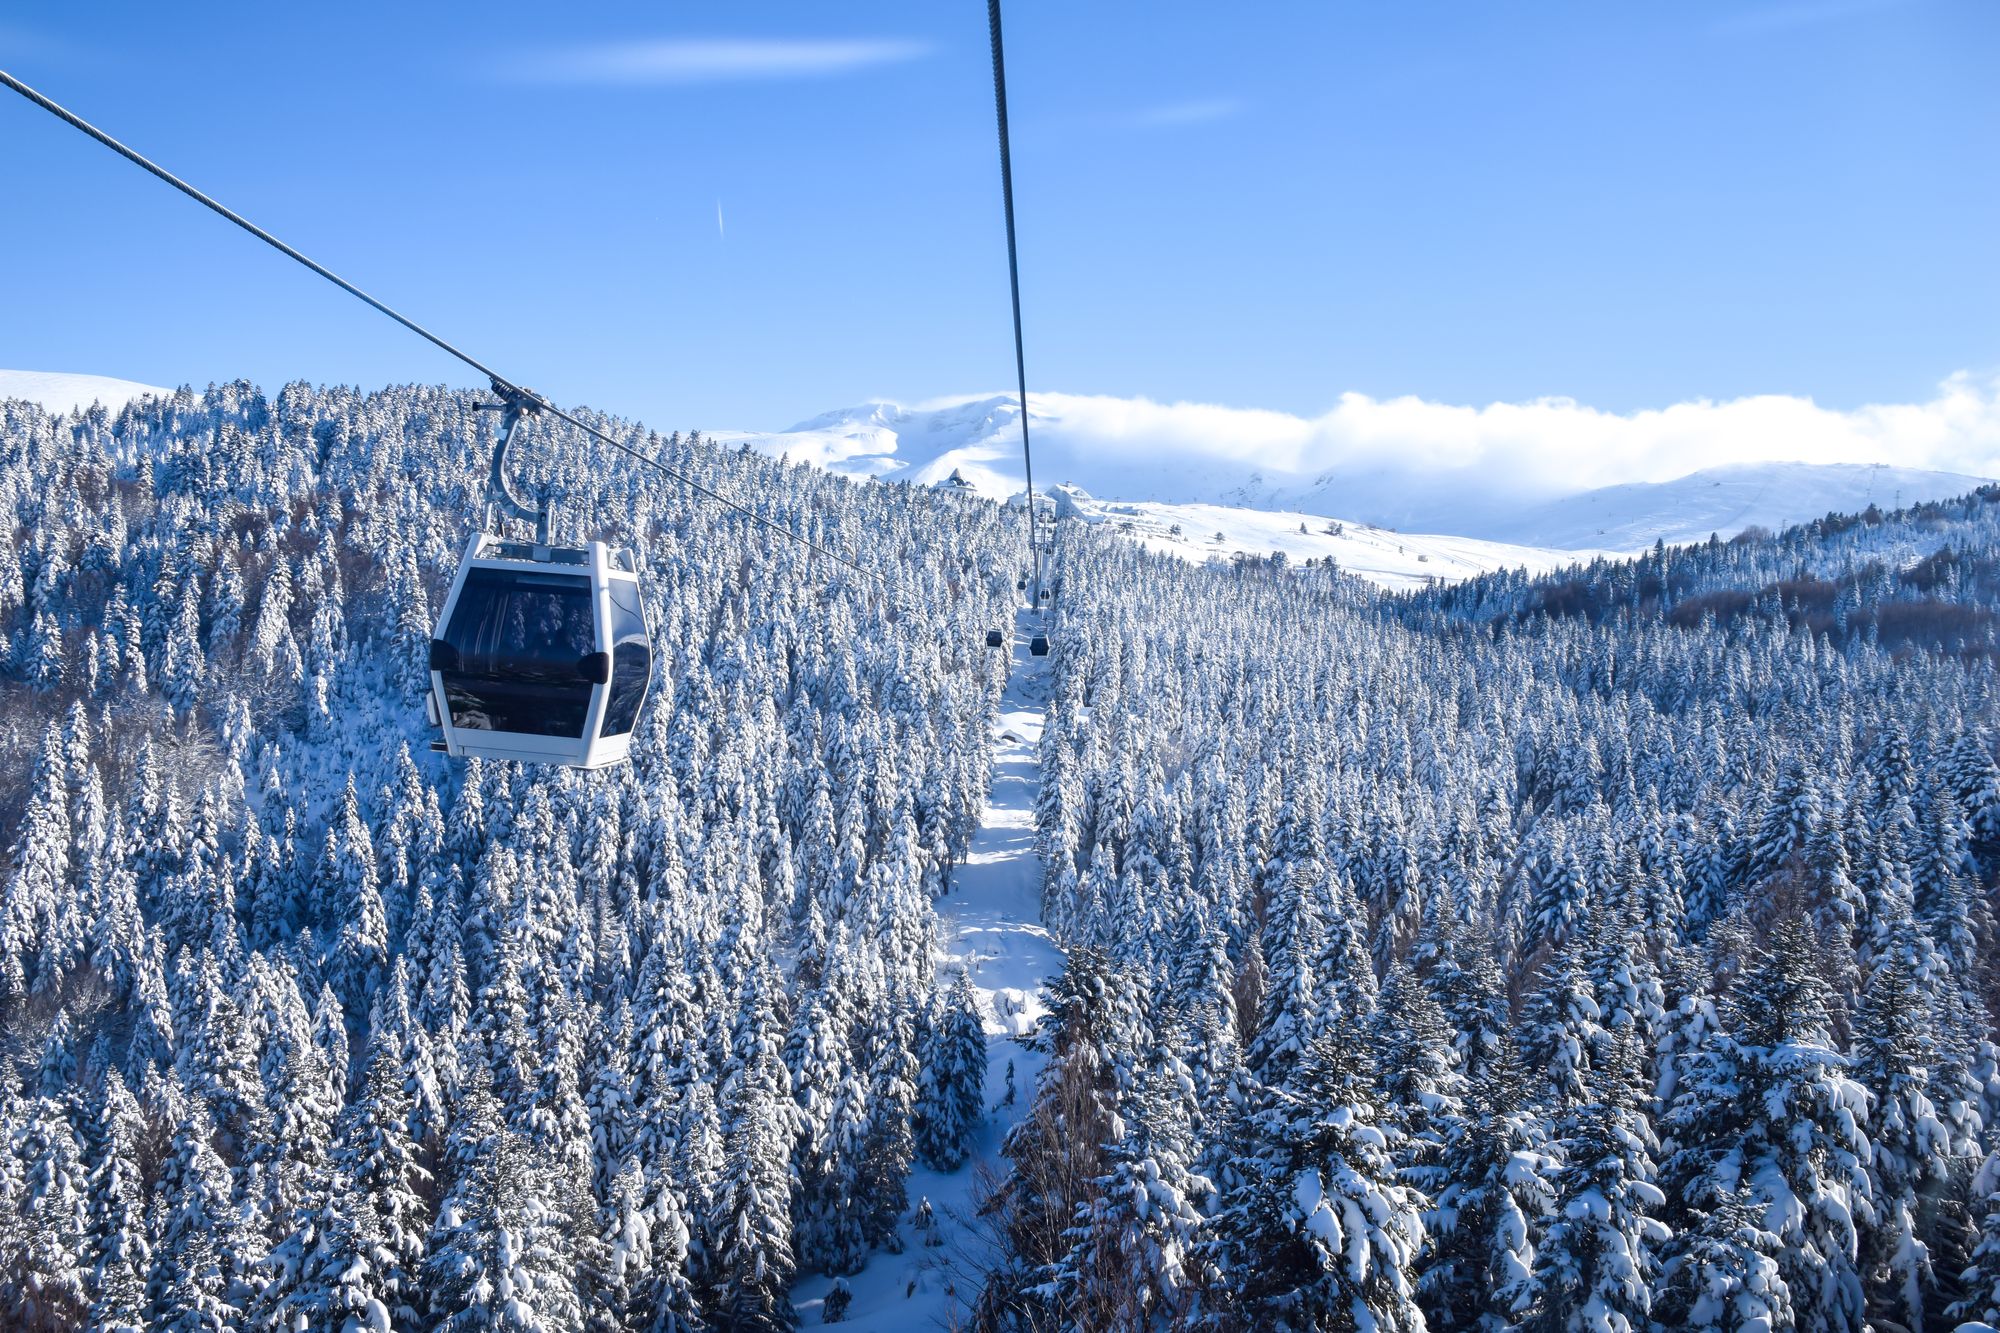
[984,0,1043,612]
[0,67,877,582]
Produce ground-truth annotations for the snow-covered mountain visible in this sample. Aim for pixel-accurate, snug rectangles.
[1320,461,1994,552]
[723,392,1300,506]
[727,392,1993,555]
[0,368,171,415]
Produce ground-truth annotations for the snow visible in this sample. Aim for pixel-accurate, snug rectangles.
[792,608,1062,1328]
[0,369,170,416]
[1053,491,1605,590]
[1295,1170,1346,1251]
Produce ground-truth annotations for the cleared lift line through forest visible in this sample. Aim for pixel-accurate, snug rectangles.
[793,607,1064,1326]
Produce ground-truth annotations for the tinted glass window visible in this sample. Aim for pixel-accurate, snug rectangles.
[601,578,651,737]
[441,568,596,737]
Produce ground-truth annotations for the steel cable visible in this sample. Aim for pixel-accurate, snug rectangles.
[985,0,1045,610]
[0,67,878,581]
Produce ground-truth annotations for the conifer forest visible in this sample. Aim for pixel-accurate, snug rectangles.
[3,380,2000,1333]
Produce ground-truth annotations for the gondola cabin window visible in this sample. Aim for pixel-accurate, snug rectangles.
[438,568,596,736]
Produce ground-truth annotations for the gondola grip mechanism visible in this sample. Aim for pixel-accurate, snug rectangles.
[482,384,554,545]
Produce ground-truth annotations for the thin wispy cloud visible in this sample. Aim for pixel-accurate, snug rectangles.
[492,37,930,87]
[1119,97,1244,129]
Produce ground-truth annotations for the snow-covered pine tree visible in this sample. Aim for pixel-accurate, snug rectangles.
[427,1066,583,1333]
[712,961,801,1331]
[1046,1121,1210,1329]
[1044,1010,1215,1328]
[274,1174,398,1333]
[790,973,870,1278]
[1418,1035,1555,1331]
[0,1092,91,1331]
[1518,1038,1668,1333]
[83,1067,153,1333]
[333,1031,433,1326]
[1660,917,1875,1333]
[1851,947,1960,1330]
[915,968,986,1172]
[854,997,920,1250]
[0,721,71,999]
[1519,955,1608,1115]
[1654,1188,1792,1333]
[1955,1150,2000,1330]
[148,1100,252,1333]
[1193,1026,1426,1331]
[1371,961,1469,1193]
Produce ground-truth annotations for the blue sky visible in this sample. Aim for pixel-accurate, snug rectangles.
[3,0,1997,436]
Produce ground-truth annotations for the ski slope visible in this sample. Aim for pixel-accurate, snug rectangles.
[0,369,171,416]
[792,609,1060,1327]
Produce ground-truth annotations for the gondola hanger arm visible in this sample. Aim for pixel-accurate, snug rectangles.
[476,388,553,544]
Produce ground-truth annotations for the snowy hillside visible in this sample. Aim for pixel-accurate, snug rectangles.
[1052,490,1603,591]
[726,392,1992,554]
[0,368,171,415]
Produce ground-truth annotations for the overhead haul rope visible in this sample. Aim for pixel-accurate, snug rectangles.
[985,0,1044,610]
[0,67,877,580]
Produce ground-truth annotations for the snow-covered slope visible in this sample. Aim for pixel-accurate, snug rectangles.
[0,369,171,415]
[1054,490,1602,592]
[727,393,1991,554]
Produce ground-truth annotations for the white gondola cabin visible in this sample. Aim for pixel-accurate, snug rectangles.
[427,533,651,768]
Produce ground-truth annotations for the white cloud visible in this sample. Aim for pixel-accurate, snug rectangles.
[494,37,930,86]
[1012,372,2000,497]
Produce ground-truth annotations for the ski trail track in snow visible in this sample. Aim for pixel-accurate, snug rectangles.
[793,608,1062,1327]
